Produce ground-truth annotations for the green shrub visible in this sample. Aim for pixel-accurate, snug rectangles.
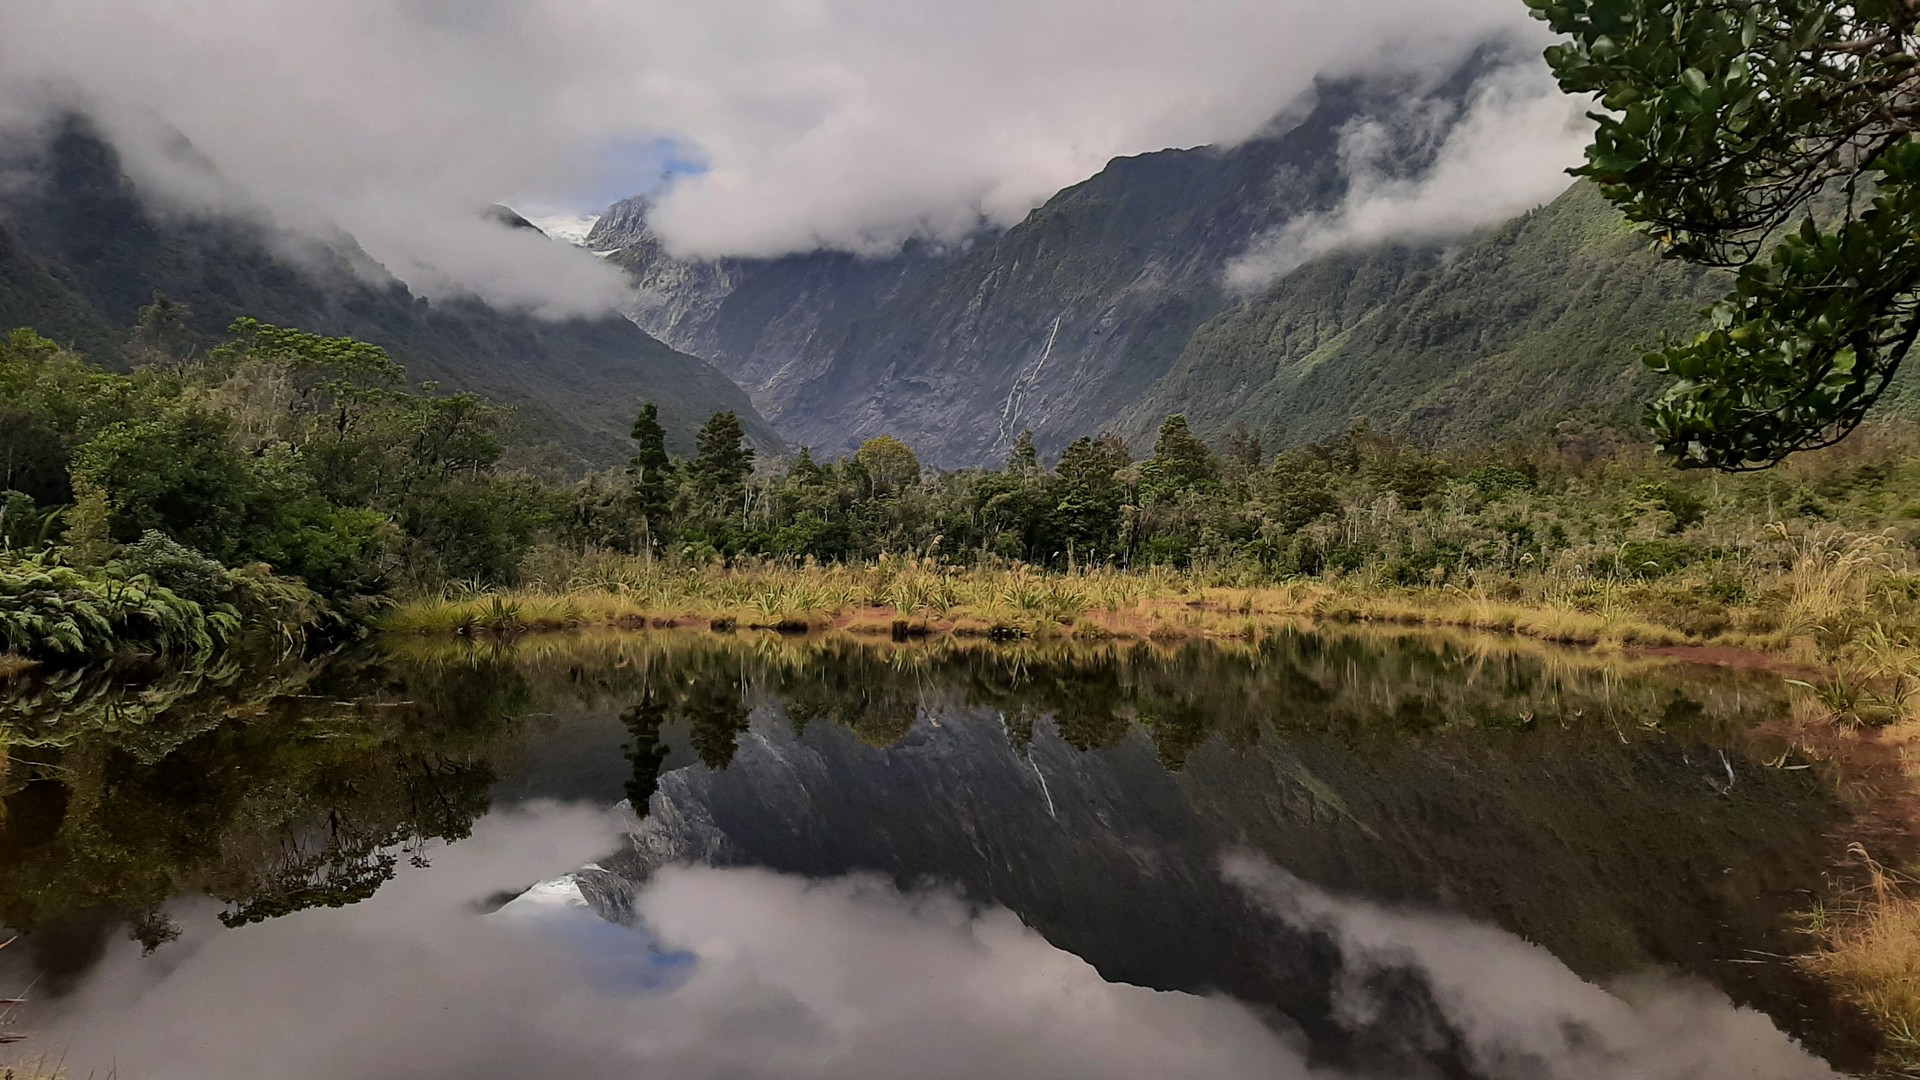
[1465,465,1536,497]
[1634,481,1707,533]
[115,530,230,606]
[1614,539,1712,579]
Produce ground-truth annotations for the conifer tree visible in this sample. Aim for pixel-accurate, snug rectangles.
[1140,415,1217,503]
[1006,430,1040,476]
[692,411,755,516]
[628,401,676,540]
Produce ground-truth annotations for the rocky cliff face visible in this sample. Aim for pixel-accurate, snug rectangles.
[596,67,1497,467]
[593,203,941,437]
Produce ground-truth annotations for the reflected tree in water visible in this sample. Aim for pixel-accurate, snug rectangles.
[620,688,671,812]
[683,677,751,771]
[0,654,530,940]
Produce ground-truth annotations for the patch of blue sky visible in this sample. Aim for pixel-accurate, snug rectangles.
[510,135,708,226]
[574,135,709,211]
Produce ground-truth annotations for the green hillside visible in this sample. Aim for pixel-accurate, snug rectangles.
[1122,182,1731,449]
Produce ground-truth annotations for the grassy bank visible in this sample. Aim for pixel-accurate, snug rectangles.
[1803,851,1920,1073]
[1768,705,1920,1075]
[386,520,1918,661]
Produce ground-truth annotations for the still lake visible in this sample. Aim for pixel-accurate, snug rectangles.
[0,628,1877,1078]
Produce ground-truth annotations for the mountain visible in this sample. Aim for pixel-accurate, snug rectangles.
[596,60,1920,467]
[595,62,1506,467]
[0,121,781,465]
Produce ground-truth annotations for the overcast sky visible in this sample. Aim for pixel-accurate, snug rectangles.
[0,1,1574,314]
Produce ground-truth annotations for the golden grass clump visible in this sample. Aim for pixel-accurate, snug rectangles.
[1804,847,1920,1071]
[378,519,1920,669]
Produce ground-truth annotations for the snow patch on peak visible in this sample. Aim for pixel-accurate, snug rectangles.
[520,211,602,246]
[496,870,597,915]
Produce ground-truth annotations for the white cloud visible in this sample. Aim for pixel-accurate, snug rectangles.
[0,0,1548,313]
[1225,60,1594,291]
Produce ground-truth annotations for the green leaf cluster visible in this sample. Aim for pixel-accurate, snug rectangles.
[1532,0,1920,467]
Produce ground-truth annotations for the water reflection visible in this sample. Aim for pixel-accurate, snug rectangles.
[0,652,530,957]
[1225,855,1835,1079]
[0,806,1838,1080]
[0,628,1873,1074]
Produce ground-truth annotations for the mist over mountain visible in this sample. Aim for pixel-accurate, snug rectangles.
[0,121,779,465]
[6,11,1896,472]
[593,52,1601,466]
[0,0,1540,316]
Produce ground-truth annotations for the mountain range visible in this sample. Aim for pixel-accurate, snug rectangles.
[0,120,780,465]
[587,63,1915,467]
[586,58,1734,467]
[13,64,1915,475]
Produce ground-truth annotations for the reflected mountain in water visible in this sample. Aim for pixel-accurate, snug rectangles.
[0,628,1876,1074]
[3,807,1843,1080]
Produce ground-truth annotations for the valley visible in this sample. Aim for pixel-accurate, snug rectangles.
[7,3,1920,1076]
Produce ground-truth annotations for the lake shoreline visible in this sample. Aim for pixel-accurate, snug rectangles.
[380,573,1827,666]
[12,567,1920,1074]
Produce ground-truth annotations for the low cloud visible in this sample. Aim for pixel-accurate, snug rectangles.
[1225,60,1593,291]
[0,0,1550,313]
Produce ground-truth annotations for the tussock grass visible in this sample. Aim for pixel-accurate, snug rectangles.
[1804,848,1920,1075]
[385,557,1211,642]
[383,521,1920,661]
[1764,626,1920,1074]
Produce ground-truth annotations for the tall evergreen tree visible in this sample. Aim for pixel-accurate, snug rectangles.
[692,410,755,515]
[787,446,827,486]
[1226,422,1265,472]
[1051,434,1131,561]
[1006,430,1040,476]
[1141,415,1217,503]
[628,401,676,533]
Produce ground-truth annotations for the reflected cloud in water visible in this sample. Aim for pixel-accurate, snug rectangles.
[1225,854,1837,1080]
[3,806,1836,1080]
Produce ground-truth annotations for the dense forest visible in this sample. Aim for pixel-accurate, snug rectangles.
[0,311,552,659]
[5,308,1920,665]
